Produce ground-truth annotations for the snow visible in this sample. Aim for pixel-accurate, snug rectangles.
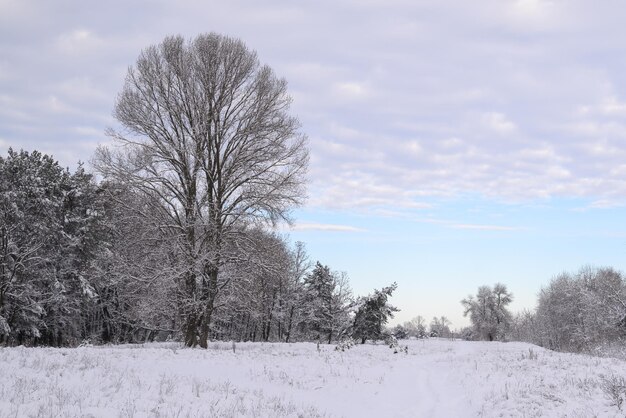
[0,339,624,417]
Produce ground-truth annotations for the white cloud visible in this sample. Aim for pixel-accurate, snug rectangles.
[46,95,73,114]
[481,112,517,134]
[517,145,564,162]
[56,77,109,103]
[328,123,361,140]
[56,29,104,55]
[404,140,423,155]
[582,139,625,157]
[505,0,564,32]
[289,222,366,232]
[511,0,553,18]
[600,97,626,116]
[72,126,103,137]
[449,223,522,231]
[577,96,626,117]
[568,121,626,137]
[588,199,625,209]
[332,82,369,100]
[0,95,32,121]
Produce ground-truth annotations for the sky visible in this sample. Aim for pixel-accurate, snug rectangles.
[2,0,626,328]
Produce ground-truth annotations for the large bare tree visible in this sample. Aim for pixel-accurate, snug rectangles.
[95,33,308,347]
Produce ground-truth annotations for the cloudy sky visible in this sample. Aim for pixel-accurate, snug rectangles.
[3,0,626,327]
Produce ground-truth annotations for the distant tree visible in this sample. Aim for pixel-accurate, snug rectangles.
[392,324,408,339]
[430,316,452,338]
[509,309,537,344]
[404,315,427,338]
[461,283,513,341]
[352,283,399,344]
[459,326,474,341]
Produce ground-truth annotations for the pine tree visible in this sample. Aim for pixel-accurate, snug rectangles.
[300,262,353,343]
[0,150,109,346]
[352,283,398,344]
[302,262,334,342]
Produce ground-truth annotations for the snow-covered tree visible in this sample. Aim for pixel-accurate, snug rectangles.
[206,236,318,343]
[533,266,626,351]
[352,282,398,344]
[391,324,408,339]
[84,182,178,344]
[329,271,354,342]
[212,230,294,342]
[461,283,513,341]
[430,316,452,338]
[95,33,308,348]
[0,149,106,346]
[301,262,353,343]
[403,315,428,338]
[0,149,63,344]
[282,241,311,342]
[509,309,537,343]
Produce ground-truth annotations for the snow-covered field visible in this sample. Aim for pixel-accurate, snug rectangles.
[1,339,625,417]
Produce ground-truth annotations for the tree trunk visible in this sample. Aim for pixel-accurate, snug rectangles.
[242,313,250,342]
[184,313,197,347]
[285,305,295,343]
[182,268,200,347]
[198,266,219,348]
[263,319,271,342]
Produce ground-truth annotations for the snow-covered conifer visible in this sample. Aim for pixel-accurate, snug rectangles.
[352,283,398,344]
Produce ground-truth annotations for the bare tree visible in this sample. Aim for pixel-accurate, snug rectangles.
[95,33,308,347]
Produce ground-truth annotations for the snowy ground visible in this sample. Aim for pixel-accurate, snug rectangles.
[1,339,625,417]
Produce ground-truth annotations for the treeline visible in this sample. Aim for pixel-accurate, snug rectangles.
[453,267,626,355]
[391,315,453,339]
[0,149,399,347]
[390,284,514,342]
[511,266,626,354]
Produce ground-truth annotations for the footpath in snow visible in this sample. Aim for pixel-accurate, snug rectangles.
[0,339,624,417]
